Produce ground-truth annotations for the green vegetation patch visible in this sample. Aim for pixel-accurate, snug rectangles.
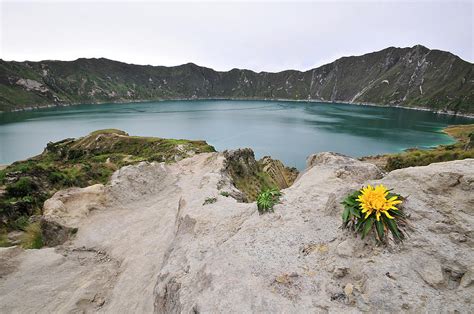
[256,188,282,214]
[385,124,474,171]
[20,221,44,249]
[0,232,10,247]
[203,197,217,205]
[360,124,474,172]
[232,170,278,202]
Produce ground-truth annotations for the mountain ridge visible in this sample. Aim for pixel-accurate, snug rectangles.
[1,45,473,113]
[4,44,466,74]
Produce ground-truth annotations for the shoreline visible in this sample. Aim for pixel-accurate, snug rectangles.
[2,97,474,119]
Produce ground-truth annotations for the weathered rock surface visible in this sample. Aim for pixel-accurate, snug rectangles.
[40,184,106,246]
[259,156,298,188]
[43,184,106,229]
[0,153,472,313]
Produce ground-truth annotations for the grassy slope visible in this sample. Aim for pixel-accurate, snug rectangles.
[0,129,215,246]
[361,124,474,171]
[1,45,473,113]
[231,166,282,202]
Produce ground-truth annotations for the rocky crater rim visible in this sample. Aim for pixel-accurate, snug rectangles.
[0,129,301,242]
[1,45,473,114]
[1,150,472,313]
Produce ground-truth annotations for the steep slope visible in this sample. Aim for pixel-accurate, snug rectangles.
[0,152,472,312]
[1,45,472,113]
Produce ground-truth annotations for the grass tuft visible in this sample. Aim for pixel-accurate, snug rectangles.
[20,222,43,249]
[0,233,11,247]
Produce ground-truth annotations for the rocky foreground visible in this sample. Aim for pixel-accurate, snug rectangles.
[0,151,473,312]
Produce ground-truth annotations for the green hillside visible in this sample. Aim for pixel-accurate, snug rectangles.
[1,45,473,113]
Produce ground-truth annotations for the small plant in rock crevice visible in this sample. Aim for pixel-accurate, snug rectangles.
[203,197,217,205]
[341,184,407,243]
[256,188,281,214]
[219,191,230,197]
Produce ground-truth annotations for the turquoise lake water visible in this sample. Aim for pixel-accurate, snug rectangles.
[0,100,471,169]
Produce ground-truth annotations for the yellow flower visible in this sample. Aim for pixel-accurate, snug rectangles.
[357,184,402,221]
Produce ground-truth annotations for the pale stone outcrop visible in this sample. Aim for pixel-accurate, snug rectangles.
[43,184,106,228]
[0,152,472,313]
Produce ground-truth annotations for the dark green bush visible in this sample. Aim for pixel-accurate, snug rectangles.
[48,171,67,184]
[12,216,29,230]
[6,177,38,197]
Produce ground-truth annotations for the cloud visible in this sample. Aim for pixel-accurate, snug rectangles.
[1,1,472,71]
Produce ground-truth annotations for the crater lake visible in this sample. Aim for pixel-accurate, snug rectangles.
[0,100,471,169]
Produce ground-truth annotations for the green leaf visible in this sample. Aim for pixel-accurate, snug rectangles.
[355,217,366,232]
[354,210,362,219]
[257,188,281,213]
[345,198,356,206]
[342,207,350,222]
[361,218,374,239]
[375,219,385,241]
[389,210,405,217]
[349,206,361,218]
[383,216,404,241]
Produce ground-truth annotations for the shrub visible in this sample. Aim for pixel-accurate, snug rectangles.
[6,177,38,197]
[256,188,281,214]
[220,191,230,197]
[13,216,29,230]
[48,171,67,184]
[341,184,407,243]
[61,167,84,187]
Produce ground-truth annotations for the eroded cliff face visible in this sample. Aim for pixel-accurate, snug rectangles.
[0,152,473,313]
[222,148,298,202]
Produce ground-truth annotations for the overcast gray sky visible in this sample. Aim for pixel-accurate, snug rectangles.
[1,0,472,72]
